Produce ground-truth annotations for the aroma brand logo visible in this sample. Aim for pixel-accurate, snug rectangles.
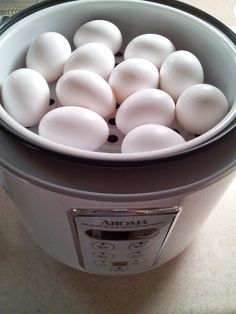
[101,220,148,227]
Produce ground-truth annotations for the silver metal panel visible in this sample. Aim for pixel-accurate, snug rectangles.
[68,207,181,275]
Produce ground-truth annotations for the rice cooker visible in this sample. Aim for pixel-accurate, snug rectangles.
[0,0,236,276]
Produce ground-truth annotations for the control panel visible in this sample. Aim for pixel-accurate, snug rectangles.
[68,207,181,275]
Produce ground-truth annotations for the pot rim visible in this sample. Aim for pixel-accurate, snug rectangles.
[0,0,236,167]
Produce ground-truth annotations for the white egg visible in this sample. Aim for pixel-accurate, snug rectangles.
[124,34,175,68]
[176,84,229,134]
[56,69,116,118]
[38,106,109,151]
[1,68,50,127]
[26,32,72,82]
[73,20,122,55]
[116,89,175,134]
[160,50,204,101]
[64,42,115,80]
[109,58,159,104]
[121,124,185,153]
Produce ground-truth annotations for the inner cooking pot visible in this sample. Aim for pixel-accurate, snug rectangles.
[0,0,235,199]
[0,0,236,276]
[0,0,236,162]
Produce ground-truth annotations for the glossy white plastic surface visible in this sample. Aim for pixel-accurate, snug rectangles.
[2,169,235,274]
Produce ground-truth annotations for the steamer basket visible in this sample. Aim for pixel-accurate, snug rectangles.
[0,0,236,161]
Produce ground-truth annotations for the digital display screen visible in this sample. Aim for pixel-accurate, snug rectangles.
[85,228,159,240]
[111,261,128,266]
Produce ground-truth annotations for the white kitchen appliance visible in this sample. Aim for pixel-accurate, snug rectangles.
[0,0,236,276]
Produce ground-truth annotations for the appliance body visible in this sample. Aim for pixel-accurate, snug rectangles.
[0,0,236,275]
[2,168,235,275]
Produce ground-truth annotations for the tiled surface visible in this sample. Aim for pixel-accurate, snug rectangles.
[182,0,236,26]
[0,0,41,16]
[1,1,236,314]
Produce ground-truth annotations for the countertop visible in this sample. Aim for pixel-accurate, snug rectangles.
[1,1,236,314]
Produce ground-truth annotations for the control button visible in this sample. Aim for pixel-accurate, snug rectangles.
[127,251,144,259]
[109,266,130,273]
[93,252,115,260]
[92,242,115,251]
[128,258,145,265]
[94,260,113,266]
[129,241,151,250]
[133,228,160,239]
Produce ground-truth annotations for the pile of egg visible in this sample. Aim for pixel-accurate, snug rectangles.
[1,20,229,154]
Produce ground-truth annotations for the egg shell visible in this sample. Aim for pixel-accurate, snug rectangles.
[73,20,122,55]
[109,58,159,104]
[176,84,229,134]
[116,88,175,134]
[160,50,204,101]
[1,68,50,127]
[56,69,116,118]
[124,34,176,68]
[26,32,72,82]
[64,42,115,80]
[121,124,185,153]
[38,106,109,151]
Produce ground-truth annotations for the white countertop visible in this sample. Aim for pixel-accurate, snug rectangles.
[1,1,236,314]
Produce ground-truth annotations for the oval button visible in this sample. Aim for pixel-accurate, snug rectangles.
[93,252,115,260]
[127,252,144,259]
[92,242,115,251]
[128,258,145,265]
[129,241,151,250]
[94,260,113,266]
